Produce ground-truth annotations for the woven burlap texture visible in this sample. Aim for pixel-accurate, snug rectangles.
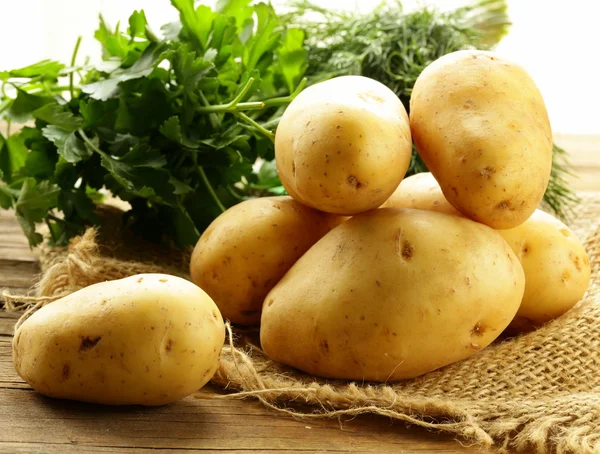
[3,194,600,454]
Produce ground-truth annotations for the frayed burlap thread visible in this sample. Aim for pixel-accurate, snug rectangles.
[2,194,600,453]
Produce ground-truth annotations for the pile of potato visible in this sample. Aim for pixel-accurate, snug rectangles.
[192,50,590,380]
[12,50,591,405]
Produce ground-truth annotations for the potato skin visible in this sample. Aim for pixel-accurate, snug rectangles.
[498,210,591,332]
[190,196,342,325]
[261,209,525,381]
[382,172,461,216]
[410,50,552,229]
[275,75,412,215]
[12,274,225,406]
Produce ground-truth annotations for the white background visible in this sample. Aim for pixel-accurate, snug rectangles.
[1,0,598,135]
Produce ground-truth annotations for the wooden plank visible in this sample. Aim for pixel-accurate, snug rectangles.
[0,387,487,453]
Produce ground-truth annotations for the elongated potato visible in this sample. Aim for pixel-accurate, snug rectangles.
[498,210,591,332]
[275,75,412,215]
[13,274,225,406]
[410,50,553,229]
[190,196,342,325]
[382,172,461,216]
[261,209,524,381]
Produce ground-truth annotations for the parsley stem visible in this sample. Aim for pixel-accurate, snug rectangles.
[48,213,80,228]
[226,185,245,201]
[196,78,265,113]
[198,91,220,129]
[229,77,256,106]
[78,129,105,157]
[263,78,307,106]
[197,166,226,213]
[144,25,160,43]
[235,112,275,142]
[45,218,57,244]
[70,36,83,100]
[6,120,10,136]
[0,99,10,116]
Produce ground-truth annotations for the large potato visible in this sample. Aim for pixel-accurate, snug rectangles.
[190,196,342,325]
[275,75,412,215]
[410,50,553,229]
[261,209,525,381]
[498,210,591,332]
[13,274,225,406]
[382,172,461,216]
[383,173,591,332]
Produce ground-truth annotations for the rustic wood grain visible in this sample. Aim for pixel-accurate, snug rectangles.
[0,211,493,453]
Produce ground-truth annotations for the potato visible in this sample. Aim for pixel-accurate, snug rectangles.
[410,50,553,229]
[498,210,591,332]
[12,274,225,406]
[275,75,412,215]
[261,209,525,381]
[190,196,342,325]
[383,174,591,332]
[382,172,461,216]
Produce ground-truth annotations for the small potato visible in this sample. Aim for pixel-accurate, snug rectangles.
[275,75,412,215]
[261,209,524,381]
[12,274,225,406]
[190,196,342,325]
[498,210,591,332]
[410,50,553,229]
[382,172,461,216]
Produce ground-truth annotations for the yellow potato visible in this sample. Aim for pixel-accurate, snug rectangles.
[275,75,412,215]
[410,50,553,229]
[261,208,524,381]
[382,172,461,216]
[190,196,342,325]
[12,274,225,406]
[382,173,591,332]
[498,210,591,332]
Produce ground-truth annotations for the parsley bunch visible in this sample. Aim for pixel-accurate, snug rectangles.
[0,0,306,247]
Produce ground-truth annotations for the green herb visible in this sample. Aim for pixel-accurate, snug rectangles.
[287,0,577,217]
[0,0,577,249]
[0,0,307,248]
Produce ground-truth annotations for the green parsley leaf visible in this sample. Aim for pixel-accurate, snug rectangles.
[42,126,92,163]
[16,178,60,222]
[5,89,54,123]
[95,15,129,59]
[98,146,176,204]
[244,3,281,72]
[82,42,168,100]
[169,44,214,93]
[279,28,307,93]
[171,0,214,51]
[215,0,253,32]
[33,103,83,131]
[0,186,17,209]
[16,212,44,246]
[8,60,65,79]
[128,10,148,39]
[164,204,200,248]
[159,116,199,149]
[0,135,28,183]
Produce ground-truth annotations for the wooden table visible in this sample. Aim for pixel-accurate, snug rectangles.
[0,209,492,453]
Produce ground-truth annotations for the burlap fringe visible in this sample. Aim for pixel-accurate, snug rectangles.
[2,194,600,453]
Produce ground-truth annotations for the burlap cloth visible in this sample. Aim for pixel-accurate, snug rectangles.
[3,193,600,454]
